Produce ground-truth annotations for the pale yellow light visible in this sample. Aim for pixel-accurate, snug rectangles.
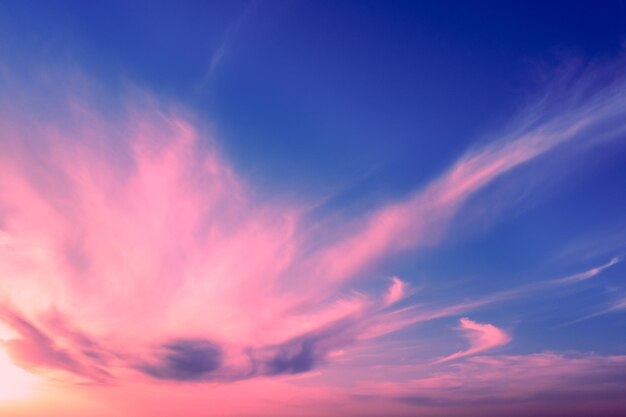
[0,349,36,401]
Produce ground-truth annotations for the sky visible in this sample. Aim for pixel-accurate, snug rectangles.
[1,1,626,416]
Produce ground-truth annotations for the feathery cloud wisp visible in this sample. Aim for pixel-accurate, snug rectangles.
[436,318,512,363]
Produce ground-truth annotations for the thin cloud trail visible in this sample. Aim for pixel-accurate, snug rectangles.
[562,295,626,326]
[361,257,620,340]
[435,318,512,363]
[304,64,626,292]
[197,0,259,91]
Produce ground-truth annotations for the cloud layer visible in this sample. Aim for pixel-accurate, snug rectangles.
[0,55,625,416]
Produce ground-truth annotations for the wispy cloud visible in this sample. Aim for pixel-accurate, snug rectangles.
[0,305,112,383]
[551,256,621,284]
[358,257,620,341]
[309,64,626,288]
[197,0,259,90]
[436,318,512,363]
[565,295,626,325]
[383,277,407,307]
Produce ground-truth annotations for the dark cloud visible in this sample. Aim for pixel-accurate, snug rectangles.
[139,339,223,381]
[263,338,318,375]
[253,318,358,377]
[136,317,360,382]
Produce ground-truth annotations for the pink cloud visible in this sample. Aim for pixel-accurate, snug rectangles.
[0,75,519,384]
[383,277,406,306]
[552,256,621,284]
[436,318,512,363]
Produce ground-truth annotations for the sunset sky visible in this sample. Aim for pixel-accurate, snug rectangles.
[1,1,626,416]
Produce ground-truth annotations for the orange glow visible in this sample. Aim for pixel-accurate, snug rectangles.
[0,350,36,401]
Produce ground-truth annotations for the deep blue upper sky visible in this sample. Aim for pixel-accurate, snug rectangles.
[3,1,625,192]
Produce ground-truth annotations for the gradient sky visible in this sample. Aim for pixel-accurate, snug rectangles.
[1,1,626,416]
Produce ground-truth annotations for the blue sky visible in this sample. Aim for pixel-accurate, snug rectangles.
[1,1,626,416]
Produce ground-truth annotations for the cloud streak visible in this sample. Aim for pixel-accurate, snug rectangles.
[436,318,512,363]
[552,256,621,284]
[198,0,259,89]
[308,63,626,289]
